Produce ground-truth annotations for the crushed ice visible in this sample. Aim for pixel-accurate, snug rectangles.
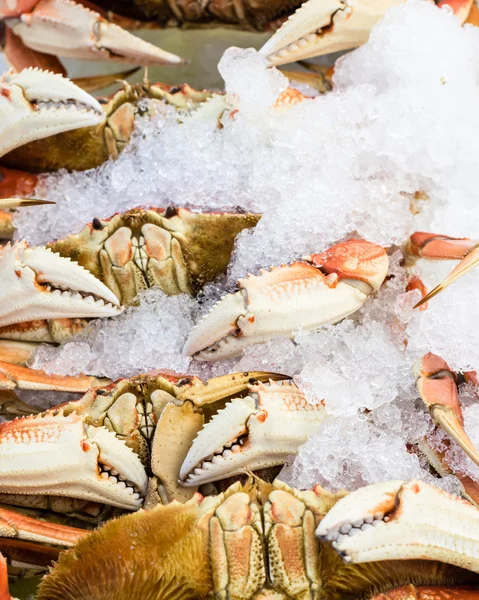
[16,0,479,492]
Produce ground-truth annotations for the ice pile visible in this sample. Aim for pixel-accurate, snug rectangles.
[20,0,479,492]
[34,288,197,380]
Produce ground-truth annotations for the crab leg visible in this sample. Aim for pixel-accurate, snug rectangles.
[0,553,11,600]
[0,507,86,547]
[0,361,107,393]
[0,341,41,367]
[2,0,184,66]
[0,198,52,210]
[405,232,479,308]
[259,0,473,66]
[317,479,479,572]
[415,352,479,468]
[184,239,388,361]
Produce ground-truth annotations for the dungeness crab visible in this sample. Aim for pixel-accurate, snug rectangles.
[3,478,479,599]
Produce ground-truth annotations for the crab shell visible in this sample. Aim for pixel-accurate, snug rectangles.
[47,206,261,305]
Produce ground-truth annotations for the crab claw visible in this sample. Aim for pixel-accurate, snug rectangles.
[0,241,122,327]
[5,0,184,66]
[406,232,479,309]
[184,239,388,361]
[316,479,479,573]
[0,411,147,510]
[179,380,326,486]
[415,352,479,468]
[259,0,402,66]
[0,67,104,158]
[259,0,473,67]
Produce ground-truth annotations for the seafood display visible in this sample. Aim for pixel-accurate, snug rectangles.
[3,0,479,598]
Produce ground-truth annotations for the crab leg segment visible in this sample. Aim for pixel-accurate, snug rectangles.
[0,507,86,547]
[317,479,479,572]
[0,198,53,210]
[3,0,184,66]
[180,380,326,486]
[184,239,388,361]
[406,233,479,308]
[0,361,106,392]
[0,241,122,328]
[260,0,473,67]
[0,412,147,509]
[415,352,479,468]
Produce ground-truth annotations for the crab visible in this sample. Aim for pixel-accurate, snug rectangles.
[0,68,215,202]
[0,371,320,508]
[0,477,475,599]
[0,342,477,556]
[0,368,335,575]
[0,204,259,386]
[0,0,185,78]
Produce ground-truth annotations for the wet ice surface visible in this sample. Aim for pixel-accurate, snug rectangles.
[17,1,479,492]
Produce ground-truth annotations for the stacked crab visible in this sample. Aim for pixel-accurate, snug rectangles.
[3,0,479,598]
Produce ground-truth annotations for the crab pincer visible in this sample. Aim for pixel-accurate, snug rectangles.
[184,239,389,361]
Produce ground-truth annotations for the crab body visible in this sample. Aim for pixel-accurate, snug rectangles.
[26,478,479,600]
[0,206,259,372]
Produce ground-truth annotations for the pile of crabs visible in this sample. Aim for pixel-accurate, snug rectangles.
[2,0,479,598]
